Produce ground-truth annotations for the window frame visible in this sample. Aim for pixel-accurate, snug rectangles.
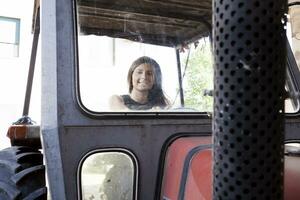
[73,0,213,118]
[286,38,300,116]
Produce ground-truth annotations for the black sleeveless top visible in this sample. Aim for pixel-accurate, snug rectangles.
[121,95,155,110]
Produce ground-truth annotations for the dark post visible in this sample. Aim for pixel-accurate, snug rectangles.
[176,49,185,107]
[213,0,286,199]
[22,9,40,117]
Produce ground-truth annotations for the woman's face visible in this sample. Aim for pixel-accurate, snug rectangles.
[132,63,155,92]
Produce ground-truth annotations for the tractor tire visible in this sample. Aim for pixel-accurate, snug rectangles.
[0,146,47,200]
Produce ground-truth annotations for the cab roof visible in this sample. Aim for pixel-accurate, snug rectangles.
[34,0,212,47]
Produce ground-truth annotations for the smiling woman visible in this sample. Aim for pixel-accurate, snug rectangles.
[109,56,170,110]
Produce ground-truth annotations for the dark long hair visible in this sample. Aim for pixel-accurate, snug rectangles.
[127,56,169,108]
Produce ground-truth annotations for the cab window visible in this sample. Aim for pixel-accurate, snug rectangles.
[76,0,213,113]
[77,34,213,112]
[79,151,136,200]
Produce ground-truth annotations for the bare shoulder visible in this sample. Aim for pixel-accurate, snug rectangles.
[109,95,127,110]
[109,95,123,103]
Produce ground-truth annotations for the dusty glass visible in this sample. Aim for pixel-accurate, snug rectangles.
[80,152,135,200]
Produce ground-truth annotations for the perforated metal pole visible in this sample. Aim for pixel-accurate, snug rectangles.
[213,1,286,199]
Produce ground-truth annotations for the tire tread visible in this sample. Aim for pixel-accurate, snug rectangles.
[0,147,46,200]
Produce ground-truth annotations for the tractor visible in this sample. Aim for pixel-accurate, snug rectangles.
[1,0,300,199]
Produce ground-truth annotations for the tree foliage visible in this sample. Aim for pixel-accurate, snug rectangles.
[182,40,213,112]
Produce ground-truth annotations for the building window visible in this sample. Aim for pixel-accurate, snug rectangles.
[0,16,20,58]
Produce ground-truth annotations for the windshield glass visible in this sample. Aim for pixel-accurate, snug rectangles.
[78,35,213,112]
[76,0,213,113]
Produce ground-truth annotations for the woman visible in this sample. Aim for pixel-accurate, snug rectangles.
[109,56,169,110]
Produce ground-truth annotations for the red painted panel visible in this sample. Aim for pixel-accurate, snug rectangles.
[284,155,300,200]
[185,149,212,200]
[161,136,211,200]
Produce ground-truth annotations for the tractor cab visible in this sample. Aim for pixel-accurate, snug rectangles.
[1,0,300,200]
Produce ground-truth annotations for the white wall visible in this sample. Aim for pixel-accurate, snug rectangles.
[0,0,40,149]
